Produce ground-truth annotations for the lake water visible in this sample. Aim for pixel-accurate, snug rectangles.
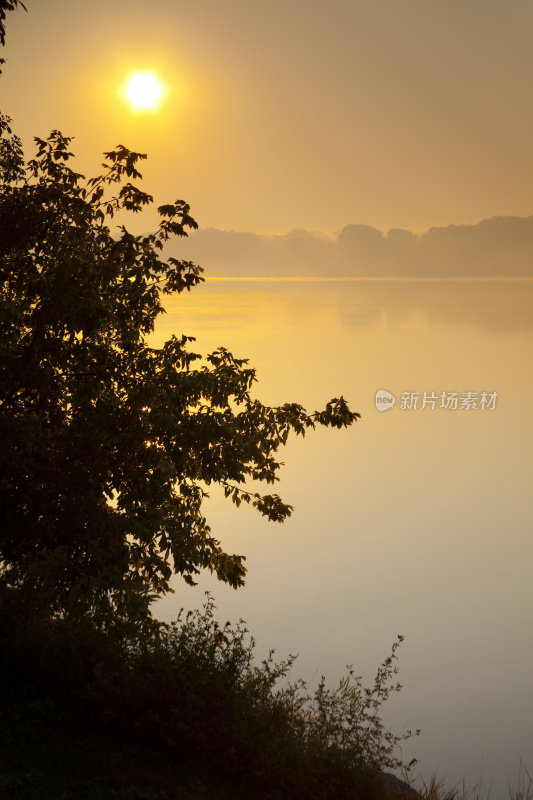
[153,278,533,796]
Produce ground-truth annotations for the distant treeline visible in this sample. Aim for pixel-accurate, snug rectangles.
[169,215,533,277]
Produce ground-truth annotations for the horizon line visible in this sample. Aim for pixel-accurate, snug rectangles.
[204,276,533,283]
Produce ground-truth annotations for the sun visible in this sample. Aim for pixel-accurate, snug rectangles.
[124,72,165,111]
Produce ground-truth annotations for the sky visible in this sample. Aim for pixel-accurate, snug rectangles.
[2,0,533,237]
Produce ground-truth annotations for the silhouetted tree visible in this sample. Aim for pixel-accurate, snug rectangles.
[0,117,359,628]
[0,0,26,73]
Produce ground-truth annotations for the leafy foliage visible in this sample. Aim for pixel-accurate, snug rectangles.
[0,115,360,628]
[0,0,26,73]
[151,595,418,785]
[0,591,415,799]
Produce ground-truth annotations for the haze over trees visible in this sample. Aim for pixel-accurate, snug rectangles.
[168,216,533,278]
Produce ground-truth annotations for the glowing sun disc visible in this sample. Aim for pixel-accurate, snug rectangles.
[124,72,164,111]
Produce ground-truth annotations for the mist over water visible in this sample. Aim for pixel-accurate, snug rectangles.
[154,278,533,795]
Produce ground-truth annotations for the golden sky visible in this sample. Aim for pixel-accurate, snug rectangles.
[2,0,533,235]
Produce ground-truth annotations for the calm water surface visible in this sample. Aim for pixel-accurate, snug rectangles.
[153,278,533,795]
